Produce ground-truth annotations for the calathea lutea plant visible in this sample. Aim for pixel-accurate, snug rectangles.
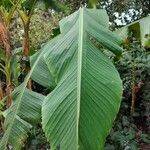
[0,8,123,150]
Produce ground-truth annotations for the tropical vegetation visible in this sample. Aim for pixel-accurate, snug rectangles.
[0,0,149,149]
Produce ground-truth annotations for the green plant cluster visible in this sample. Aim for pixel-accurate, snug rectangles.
[104,39,150,149]
[117,39,150,95]
[105,102,150,150]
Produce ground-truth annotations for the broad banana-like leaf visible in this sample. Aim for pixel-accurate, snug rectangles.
[42,8,123,150]
[0,38,57,149]
[0,7,123,150]
[116,16,150,48]
[30,46,56,88]
[0,85,44,150]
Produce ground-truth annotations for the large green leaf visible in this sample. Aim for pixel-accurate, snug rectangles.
[0,85,44,150]
[0,8,123,150]
[0,38,57,150]
[116,16,150,48]
[42,8,123,149]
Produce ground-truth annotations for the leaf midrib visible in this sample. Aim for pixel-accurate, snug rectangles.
[77,7,84,146]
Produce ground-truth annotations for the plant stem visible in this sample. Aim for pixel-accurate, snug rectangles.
[22,23,32,89]
[130,63,136,114]
[5,78,12,108]
[23,23,30,57]
[0,11,11,58]
[20,0,37,89]
[0,11,13,107]
[0,81,4,100]
[89,0,98,8]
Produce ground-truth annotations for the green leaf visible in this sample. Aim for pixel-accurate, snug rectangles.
[21,0,35,11]
[116,16,150,48]
[0,37,57,150]
[42,8,123,149]
[0,48,5,61]
[0,8,123,150]
[30,42,57,88]
[0,0,12,10]
[0,85,44,150]
[140,134,150,144]
[10,54,21,86]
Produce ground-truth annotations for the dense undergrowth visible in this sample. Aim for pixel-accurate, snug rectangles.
[105,40,150,149]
